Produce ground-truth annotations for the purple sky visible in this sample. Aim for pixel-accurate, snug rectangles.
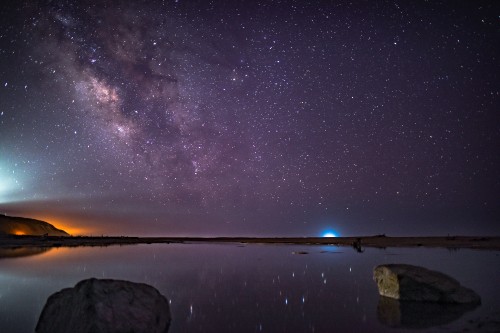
[1,1,499,236]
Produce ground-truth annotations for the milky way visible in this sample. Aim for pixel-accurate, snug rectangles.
[0,1,499,236]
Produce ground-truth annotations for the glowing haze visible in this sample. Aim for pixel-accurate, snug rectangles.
[0,1,499,236]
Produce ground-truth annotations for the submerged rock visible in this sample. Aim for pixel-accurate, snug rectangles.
[36,278,171,333]
[373,264,481,304]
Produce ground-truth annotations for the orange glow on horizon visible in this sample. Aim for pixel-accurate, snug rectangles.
[13,230,26,235]
[36,216,94,236]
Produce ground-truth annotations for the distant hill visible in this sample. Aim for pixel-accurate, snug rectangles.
[0,214,69,236]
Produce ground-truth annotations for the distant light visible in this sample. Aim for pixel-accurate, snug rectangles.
[322,231,338,238]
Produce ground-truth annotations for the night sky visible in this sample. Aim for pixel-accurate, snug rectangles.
[0,1,499,236]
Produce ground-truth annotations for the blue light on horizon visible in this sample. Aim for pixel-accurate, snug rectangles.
[321,230,338,238]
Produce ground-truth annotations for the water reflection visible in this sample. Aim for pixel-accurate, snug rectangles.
[0,247,52,259]
[0,245,498,333]
[377,296,479,329]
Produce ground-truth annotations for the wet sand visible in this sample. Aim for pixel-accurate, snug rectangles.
[1,235,499,251]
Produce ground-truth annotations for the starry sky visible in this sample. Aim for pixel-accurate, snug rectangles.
[0,0,499,236]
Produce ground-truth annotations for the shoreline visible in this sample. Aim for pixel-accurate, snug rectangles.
[1,235,500,250]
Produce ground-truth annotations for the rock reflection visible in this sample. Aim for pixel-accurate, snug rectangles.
[377,296,479,329]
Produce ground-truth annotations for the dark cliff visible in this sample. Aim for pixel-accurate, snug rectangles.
[0,214,69,236]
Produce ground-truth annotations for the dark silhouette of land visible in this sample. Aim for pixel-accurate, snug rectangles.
[0,214,69,236]
[1,234,499,253]
[1,214,499,253]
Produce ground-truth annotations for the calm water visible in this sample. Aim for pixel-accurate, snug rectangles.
[0,243,498,332]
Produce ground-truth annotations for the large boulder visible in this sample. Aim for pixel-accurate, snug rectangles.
[36,278,171,333]
[373,264,481,304]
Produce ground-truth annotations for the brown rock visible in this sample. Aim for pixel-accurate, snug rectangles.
[373,264,481,304]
